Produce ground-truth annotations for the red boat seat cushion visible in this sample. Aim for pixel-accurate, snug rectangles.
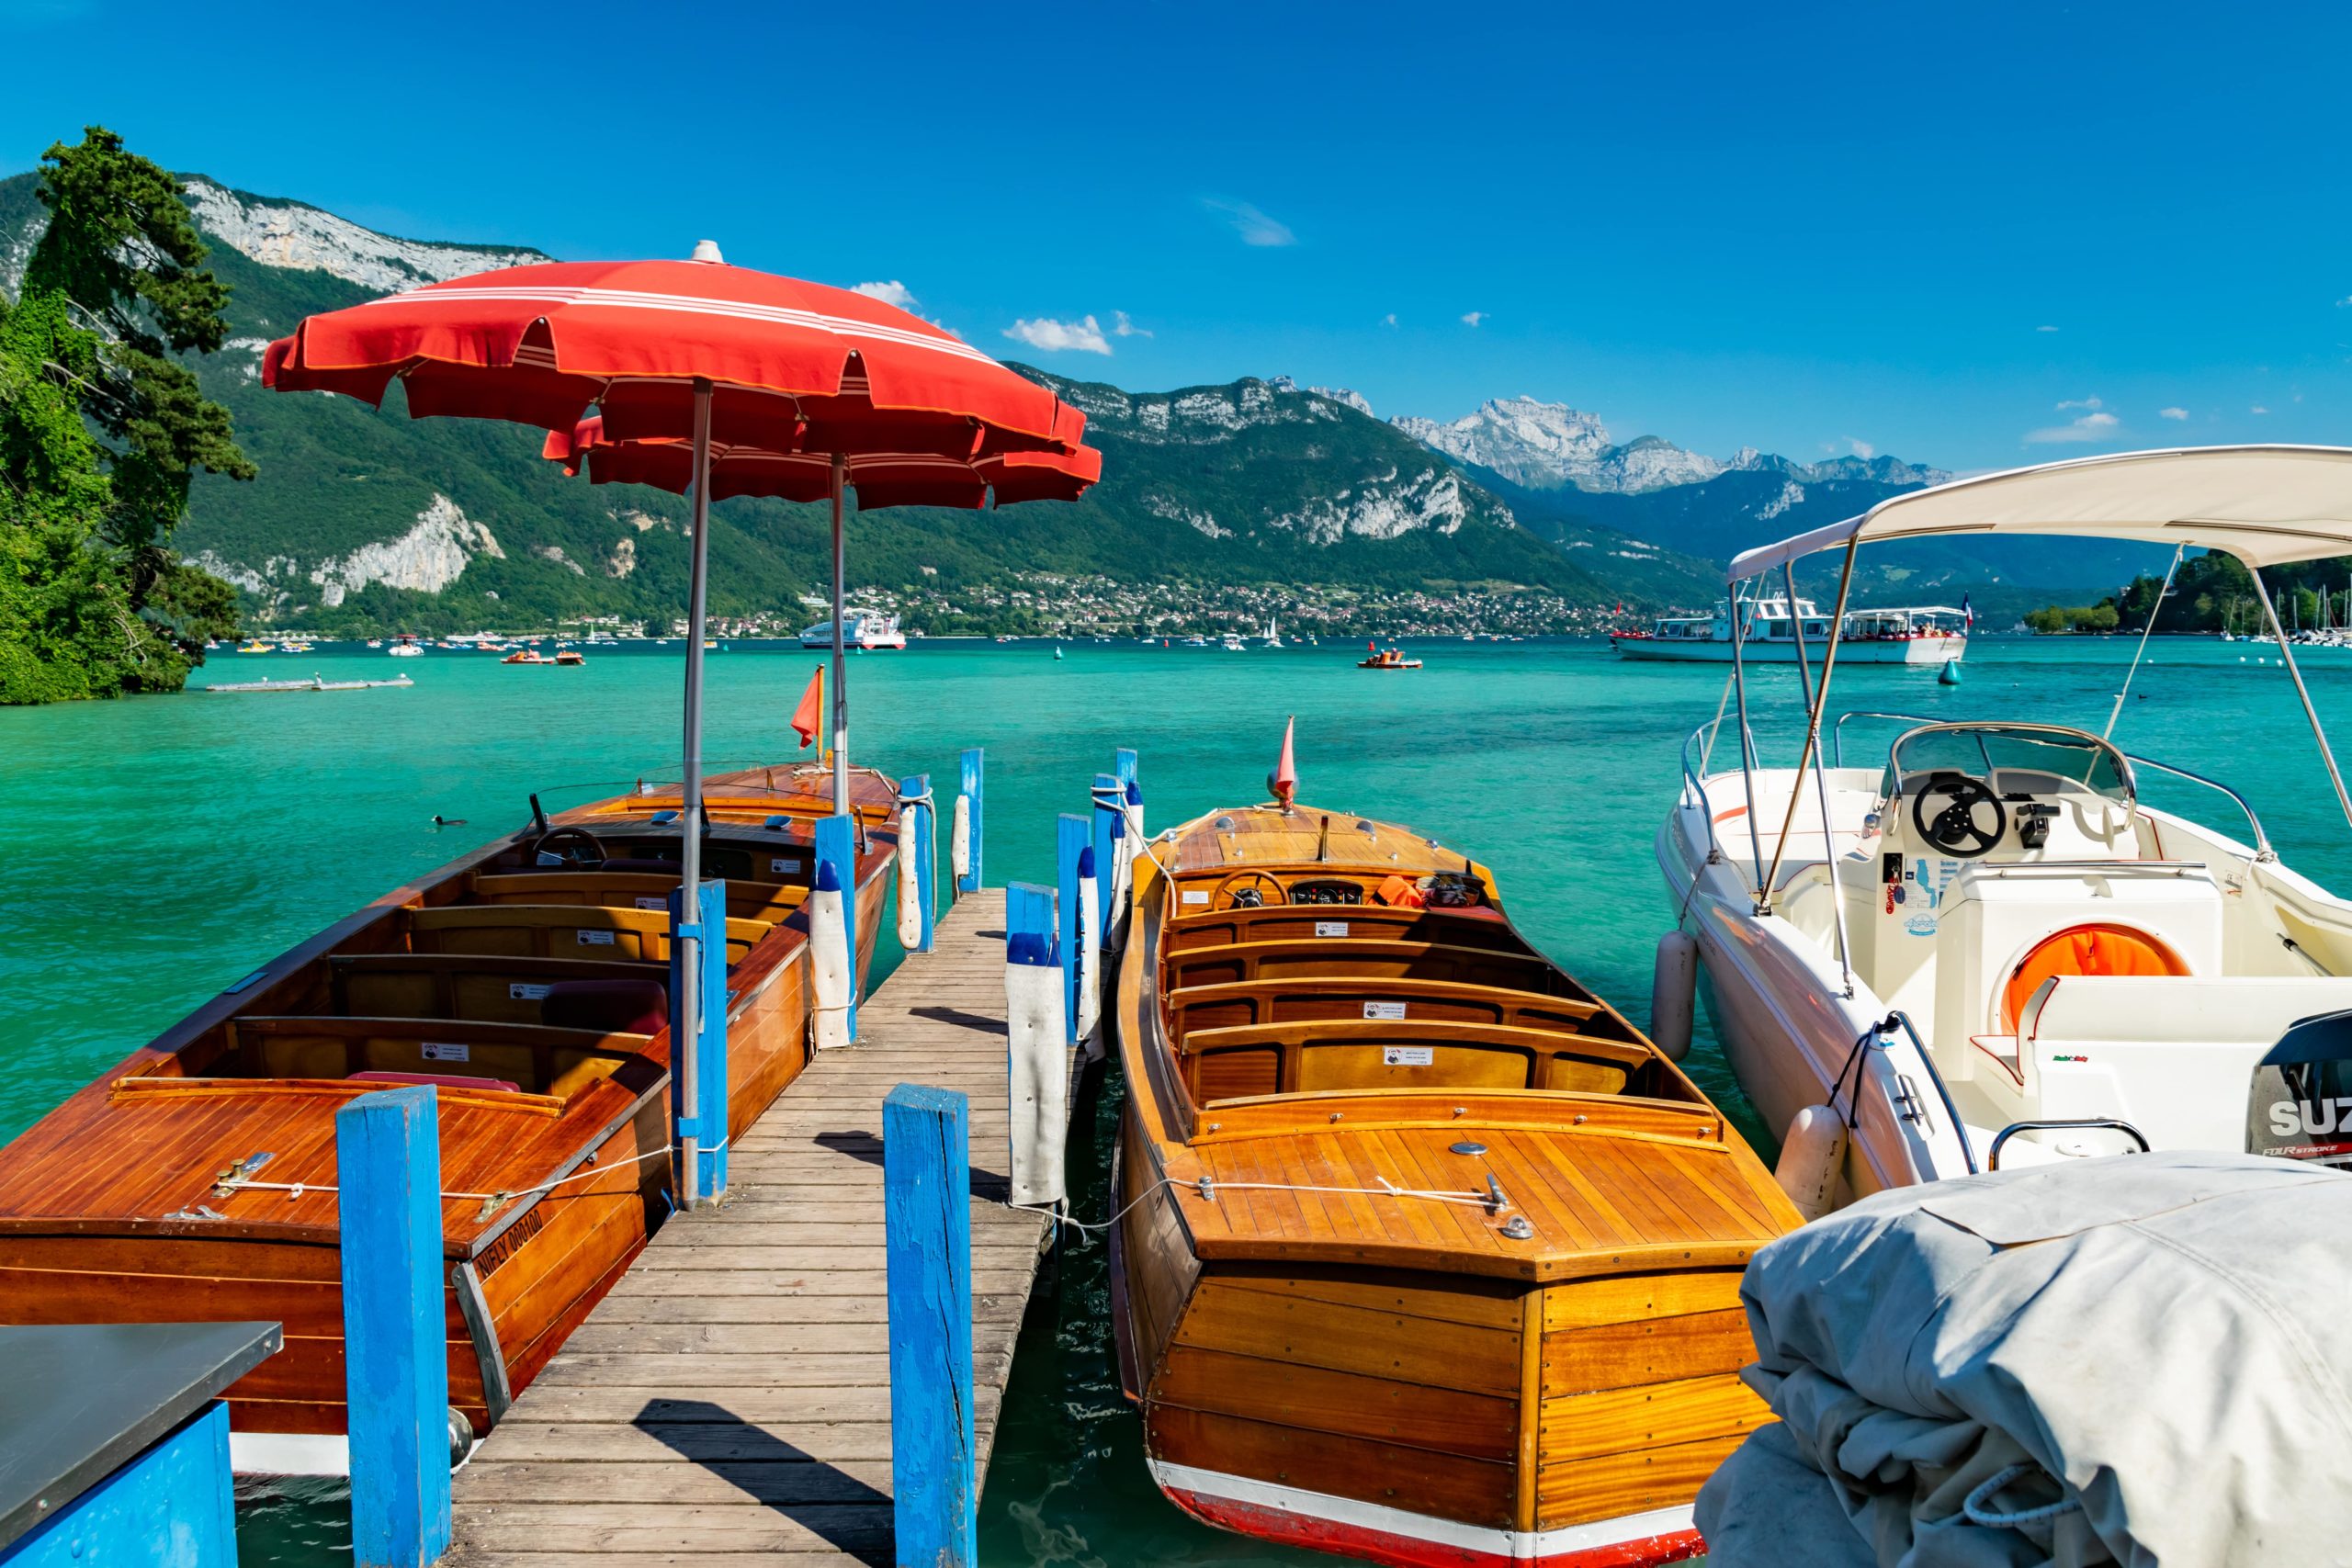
[543,978,670,1036]
[348,1069,521,1094]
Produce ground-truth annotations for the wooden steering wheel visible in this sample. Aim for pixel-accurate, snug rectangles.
[1215,869,1288,908]
[529,826,608,867]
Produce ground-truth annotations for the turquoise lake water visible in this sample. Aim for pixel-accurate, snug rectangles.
[8,633,2352,1564]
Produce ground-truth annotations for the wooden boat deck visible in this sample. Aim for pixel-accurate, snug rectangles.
[448,888,1059,1566]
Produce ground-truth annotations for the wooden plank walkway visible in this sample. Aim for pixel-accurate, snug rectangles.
[449,888,1055,1566]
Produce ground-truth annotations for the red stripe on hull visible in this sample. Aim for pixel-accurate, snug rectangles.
[1163,1485,1705,1568]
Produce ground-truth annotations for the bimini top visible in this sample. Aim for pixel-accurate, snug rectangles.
[1727,445,2352,581]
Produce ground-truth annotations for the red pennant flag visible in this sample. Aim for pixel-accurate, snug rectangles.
[790,664,823,749]
[1268,716,1297,810]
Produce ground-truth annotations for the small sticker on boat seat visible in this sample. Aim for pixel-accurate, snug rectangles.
[1315,920,1350,937]
[578,929,616,945]
[1383,1045,1433,1066]
[1363,1001,1407,1020]
[634,896,667,910]
[1182,890,1211,905]
[772,857,802,874]
[508,983,552,1001]
[423,1042,471,1063]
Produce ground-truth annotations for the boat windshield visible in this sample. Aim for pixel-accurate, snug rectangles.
[1885,723,2133,803]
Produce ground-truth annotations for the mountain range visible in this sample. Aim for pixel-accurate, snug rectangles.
[0,170,2143,632]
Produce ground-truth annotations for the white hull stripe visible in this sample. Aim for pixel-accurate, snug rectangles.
[357,286,1002,367]
[1149,1460,1698,1560]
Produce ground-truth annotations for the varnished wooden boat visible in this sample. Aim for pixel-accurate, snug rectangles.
[0,764,899,1472]
[1111,803,1799,1567]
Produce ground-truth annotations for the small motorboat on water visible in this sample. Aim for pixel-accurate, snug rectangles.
[502,649,554,664]
[800,611,905,650]
[389,637,424,658]
[205,673,414,693]
[555,649,585,665]
[1111,795,1795,1567]
[1357,644,1421,670]
[235,640,277,654]
[1662,446,2352,1207]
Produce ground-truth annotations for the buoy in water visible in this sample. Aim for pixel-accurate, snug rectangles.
[1774,1105,1847,1222]
[1939,658,1962,685]
[1649,930,1696,1062]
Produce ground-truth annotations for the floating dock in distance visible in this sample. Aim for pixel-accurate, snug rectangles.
[447,888,1062,1565]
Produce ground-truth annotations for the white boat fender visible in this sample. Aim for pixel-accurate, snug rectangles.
[895,801,922,949]
[1774,1105,1847,1223]
[809,861,854,1051]
[1649,930,1697,1062]
[1105,809,1131,954]
[950,793,973,881]
[1005,925,1069,1207]
[1077,845,1102,1059]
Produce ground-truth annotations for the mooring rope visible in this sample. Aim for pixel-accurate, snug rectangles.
[1012,1170,1499,1243]
[209,1141,678,1218]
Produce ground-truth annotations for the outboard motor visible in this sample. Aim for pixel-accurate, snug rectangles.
[2247,1010,2352,1170]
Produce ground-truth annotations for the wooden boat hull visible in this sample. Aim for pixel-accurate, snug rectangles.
[0,765,899,1468]
[1110,803,1795,1565]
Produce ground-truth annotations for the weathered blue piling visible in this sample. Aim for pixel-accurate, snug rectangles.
[336,1085,452,1568]
[667,878,729,1200]
[883,1084,976,1568]
[1114,747,1138,792]
[956,747,985,894]
[1057,813,1088,1046]
[900,773,937,953]
[1090,773,1121,932]
[815,813,859,1039]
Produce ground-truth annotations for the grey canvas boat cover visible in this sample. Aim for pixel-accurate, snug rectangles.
[1696,1152,2352,1567]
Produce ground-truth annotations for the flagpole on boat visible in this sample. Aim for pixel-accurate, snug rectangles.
[675,378,714,1210]
[831,453,850,818]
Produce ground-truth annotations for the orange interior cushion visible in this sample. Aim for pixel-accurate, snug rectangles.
[2004,923,2188,1031]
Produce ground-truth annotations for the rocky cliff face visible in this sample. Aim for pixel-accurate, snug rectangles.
[183,180,550,295]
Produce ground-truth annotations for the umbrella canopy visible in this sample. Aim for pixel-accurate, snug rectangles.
[263,246,1100,1210]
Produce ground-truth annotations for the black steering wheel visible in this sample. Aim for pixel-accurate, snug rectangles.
[529,826,608,867]
[1910,772,2004,859]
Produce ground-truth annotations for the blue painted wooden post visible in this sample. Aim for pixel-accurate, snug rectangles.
[1007,881,1056,966]
[1114,747,1137,793]
[667,878,729,1200]
[956,747,985,894]
[899,773,937,953]
[1090,773,1121,932]
[2,1405,238,1568]
[883,1084,975,1568]
[338,1085,452,1568]
[1057,813,1087,1046]
[815,814,859,1040]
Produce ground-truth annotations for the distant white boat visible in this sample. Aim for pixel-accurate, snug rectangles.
[1261,617,1283,649]
[801,612,907,650]
[1612,591,1969,664]
[1220,632,1247,651]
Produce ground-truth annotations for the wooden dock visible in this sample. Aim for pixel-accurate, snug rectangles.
[449,888,1057,1566]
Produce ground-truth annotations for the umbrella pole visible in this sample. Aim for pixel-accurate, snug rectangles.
[675,378,714,1210]
[831,453,849,818]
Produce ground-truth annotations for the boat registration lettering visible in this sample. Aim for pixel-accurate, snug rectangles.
[422,1042,471,1063]
[1363,1001,1408,1021]
[577,929,616,945]
[508,983,552,1001]
[1383,1045,1433,1066]
[1315,920,1350,937]
[772,857,802,874]
[1182,890,1211,905]
[634,896,667,910]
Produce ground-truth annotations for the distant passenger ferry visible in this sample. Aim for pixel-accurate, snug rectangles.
[799,612,907,650]
[1611,593,1968,664]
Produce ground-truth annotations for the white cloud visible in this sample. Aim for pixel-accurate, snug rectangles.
[1002,315,1112,355]
[1381,312,1397,328]
[851,280,918,310]
[2159,406,2189,421]
[1204,199,1296,247]
[1111,310,1152,339]
[2251,404,2270,415]
[2037,324,2060,333]
[2025,410,2121,444]
[1847,437,1876,459]
[2055,396,2103,411]
[1460,311,1486,328]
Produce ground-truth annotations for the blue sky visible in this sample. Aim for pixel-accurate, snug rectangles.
[5,0,2347,471]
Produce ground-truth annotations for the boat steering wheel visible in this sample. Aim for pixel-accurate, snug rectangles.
[1216,869,1287,909]
[529,826,608,867]
[1910,772,2004,859]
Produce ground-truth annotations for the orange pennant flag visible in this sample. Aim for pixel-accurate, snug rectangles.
[790,663,823,749]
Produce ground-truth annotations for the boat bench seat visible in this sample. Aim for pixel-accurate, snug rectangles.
[407,903,774,964]
[1166,976,1617,1048]
[330,953,664,1026]
[469,870,806,925]
[224,1016,656,1100]
[1164,904,1532,956]
[1163,938,1569,997]
[556,839,821,887]
[1180,1018,1675,1104]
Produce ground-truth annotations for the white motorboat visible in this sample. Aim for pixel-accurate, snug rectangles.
[1613,591,1970,664]
[799,611,906,650]
[1219,632,1246,651]
[1658,446,2352,1208]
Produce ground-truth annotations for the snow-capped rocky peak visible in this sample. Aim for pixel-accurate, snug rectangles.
[183,180,552,294]
[1308,385,1375,417]
[1393,397,1613,489]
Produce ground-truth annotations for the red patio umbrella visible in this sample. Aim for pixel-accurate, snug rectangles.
[265,243,1099,1206]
